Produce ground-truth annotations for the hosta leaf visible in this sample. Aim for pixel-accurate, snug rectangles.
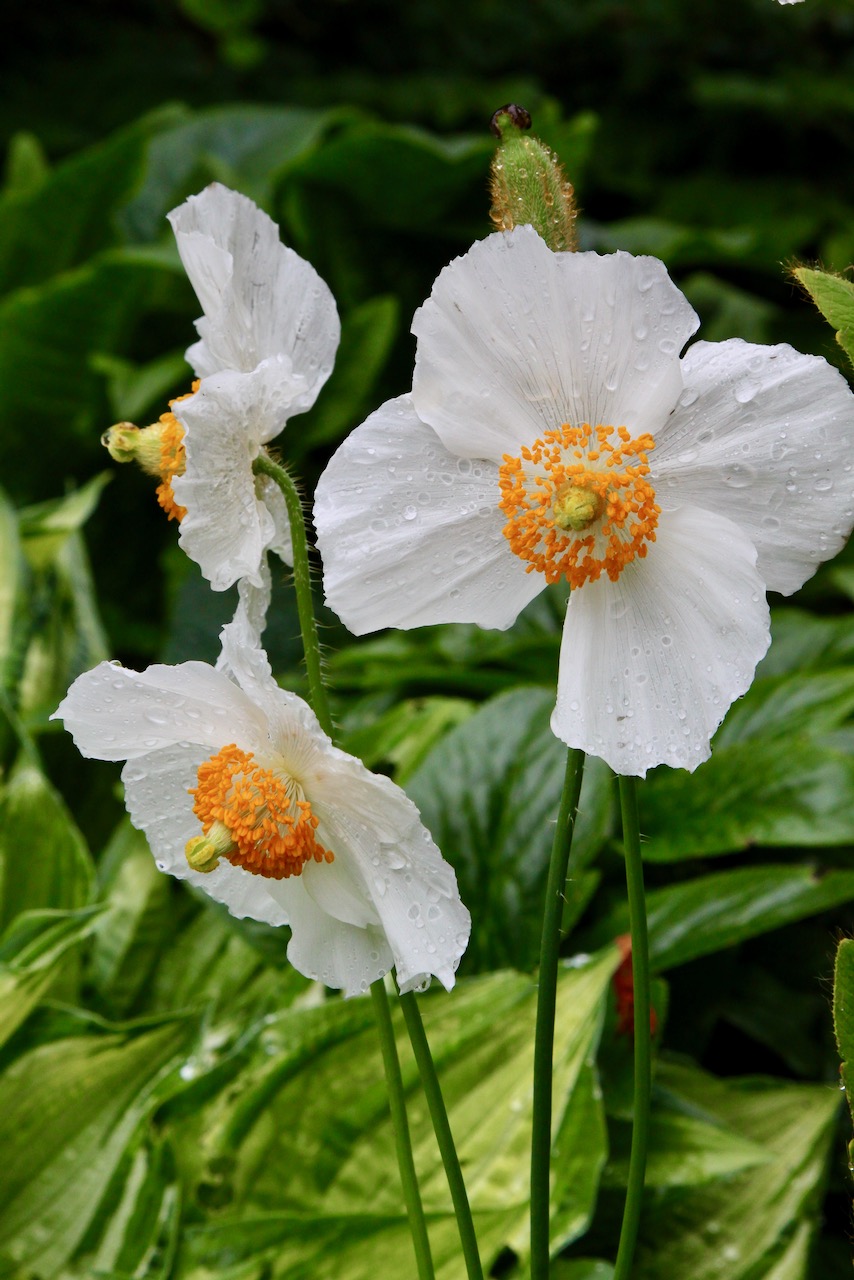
[0,1018,191,1276]
[407,688,614,971]
[586,863,854,970]
[0,757,94,930]
[640,737,854,859]
[634,1061,839,1279]
[173,952,618,1278]
[88,820,176,1019]
[0,906,101,1048]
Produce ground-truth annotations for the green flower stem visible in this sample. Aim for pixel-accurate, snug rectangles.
[371,981,436,1280]
[252,453,333,739]
[613,774,652,1280]
[253,453,436,1278]
[399,989,484,1280]
[530,747,586,1280]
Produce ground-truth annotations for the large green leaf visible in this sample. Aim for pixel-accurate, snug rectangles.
[603,1109,769,1190]
[586,864,854,971]
[0,757,94,931]
[640,736,854,859]
[288,120,490,231]
[0,252,183,501]
[120,104,344,241]
[634,1060,840,1279]
[0,906,101,1048]
[407,687,614,970]
[68,1136,181,1280]
[173,952,618,1278]
[0,1018,191,1276]
[0,109,181,293]
[88,820,176,1019]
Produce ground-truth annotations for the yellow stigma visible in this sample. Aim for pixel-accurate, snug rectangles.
[552,485,604,532]
[101,383,199,523]
[498,422,660,588]
[186,744,334,880]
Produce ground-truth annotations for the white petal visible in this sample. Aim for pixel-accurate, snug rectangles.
[121,744,288,927]
[256,472,293,566]
[217,569,273,676]
[648,340,854,598]
[552,505,770,775]
[172,361,296,590]
[652,339,854,596]
[308,749,470,993]
[314,394,542,634]
[52,659,266,760]
[268,875,394,997]
[411,228,698,462]
[168,183,340,398]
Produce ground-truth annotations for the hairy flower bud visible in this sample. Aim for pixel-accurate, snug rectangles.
[489,105,578,253]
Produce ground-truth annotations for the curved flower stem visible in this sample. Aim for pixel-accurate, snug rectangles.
[530,747,586,1280]
[371,981,436,1280]
[613,774,652,1280]
[399,989,484,1280]
[252,453,333,739]
[253,454,435,1277]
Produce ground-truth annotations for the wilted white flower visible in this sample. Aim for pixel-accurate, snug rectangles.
[315,227,854,776]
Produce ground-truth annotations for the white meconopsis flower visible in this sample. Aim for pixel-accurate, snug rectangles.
[109,184,340,609]
[314,227,854,777]
[53,622,470,996]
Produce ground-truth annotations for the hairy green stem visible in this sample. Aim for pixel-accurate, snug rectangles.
[371,982,436,1280]
[613,774,652,1280]
[252,452,333,738]
[254,454,435,1276]
[530,747,586,1280]
[399,989,484,1280]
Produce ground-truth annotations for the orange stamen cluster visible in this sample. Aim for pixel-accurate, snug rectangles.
[498,422,659,587]
[154,384,198,523]
[190,743,334,880]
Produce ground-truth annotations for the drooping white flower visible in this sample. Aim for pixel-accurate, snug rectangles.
[108,184,340,595]
[314,227,854,776]
[53,628,469,996]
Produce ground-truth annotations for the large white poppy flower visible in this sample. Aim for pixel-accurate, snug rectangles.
[148,184,340,591]
[314,227,854,776]
[53,628,469,997]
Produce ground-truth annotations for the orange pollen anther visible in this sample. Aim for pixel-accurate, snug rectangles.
[189,743,334,880]
[497,422,660,588]
[154,384,198,523]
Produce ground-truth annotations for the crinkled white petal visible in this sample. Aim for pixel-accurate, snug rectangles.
[411,227,699,462]
[171,360,297,590]
[307,751,470,993]
[217,569,273,677]
[52,659,266,760]
[121,744,288,927]
[314,394,542,634]
[267,875,394,998]
[256,472,293,566]
[168,183,340,402]
[552,504,770,776]
[652,338,854,596]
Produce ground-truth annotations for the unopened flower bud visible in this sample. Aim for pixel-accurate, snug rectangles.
[489,105,578,253]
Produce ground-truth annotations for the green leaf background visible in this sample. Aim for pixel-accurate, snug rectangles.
[2,1,854,1275]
